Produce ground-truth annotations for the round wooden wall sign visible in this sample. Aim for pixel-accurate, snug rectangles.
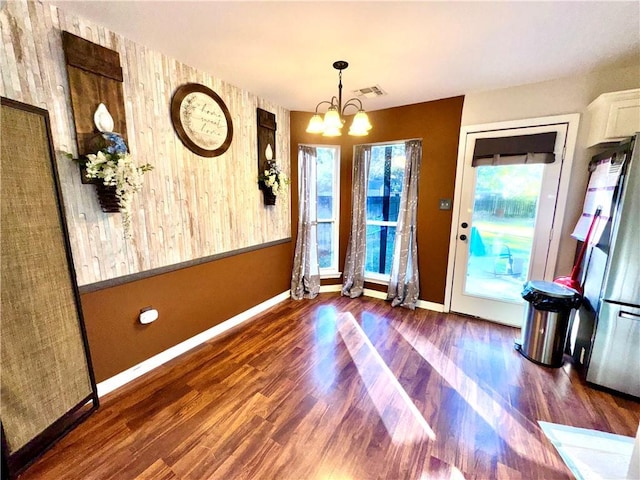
[171,83,233,157]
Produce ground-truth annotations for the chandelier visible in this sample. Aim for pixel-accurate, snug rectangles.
[306,60,372,137]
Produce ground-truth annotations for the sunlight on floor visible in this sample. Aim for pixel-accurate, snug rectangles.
[317,471,352,480]
[390,319,551,460]
[336,313,436,445]
[419,465,466,480]
[312,306,338,392]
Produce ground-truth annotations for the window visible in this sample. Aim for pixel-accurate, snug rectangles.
[300,145,340,275]
[365,143,406,281]
[317,146,340,274]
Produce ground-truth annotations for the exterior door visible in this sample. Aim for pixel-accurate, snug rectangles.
[449,123,569,326]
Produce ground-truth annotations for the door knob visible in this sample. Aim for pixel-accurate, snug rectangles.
[460,234,468,241]
[461,222,468,228]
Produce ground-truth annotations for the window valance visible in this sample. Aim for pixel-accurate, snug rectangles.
[472,132,557,166]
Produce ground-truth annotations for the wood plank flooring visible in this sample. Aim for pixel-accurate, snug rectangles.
[19,294,640,479]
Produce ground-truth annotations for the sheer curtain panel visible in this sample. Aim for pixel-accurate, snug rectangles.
[341,145,372,298]
[387,139,422,309]
[291,145,320,299]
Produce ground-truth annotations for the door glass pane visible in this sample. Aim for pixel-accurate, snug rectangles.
[318,221,333,269]
[464,164,544,302]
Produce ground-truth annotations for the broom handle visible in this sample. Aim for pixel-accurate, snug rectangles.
[570,207,602,280]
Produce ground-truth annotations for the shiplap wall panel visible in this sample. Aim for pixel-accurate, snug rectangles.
[0,1,291,286]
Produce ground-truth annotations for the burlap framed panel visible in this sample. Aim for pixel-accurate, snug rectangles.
[1,98,99,478]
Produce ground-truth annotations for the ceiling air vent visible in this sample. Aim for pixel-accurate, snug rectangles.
[353,85,386,98]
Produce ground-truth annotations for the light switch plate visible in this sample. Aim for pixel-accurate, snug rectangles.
[439,198,452,210]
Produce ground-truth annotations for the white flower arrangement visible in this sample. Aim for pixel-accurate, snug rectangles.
[84,150,153,238]
[258,162,290,195]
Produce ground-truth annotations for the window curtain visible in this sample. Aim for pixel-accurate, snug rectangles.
[386,139,422,309]
[341,145,372,298]
[291,146,320,300]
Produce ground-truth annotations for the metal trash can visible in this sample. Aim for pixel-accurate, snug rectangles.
[517,280,581,367]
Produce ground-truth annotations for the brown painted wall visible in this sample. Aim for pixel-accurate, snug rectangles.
[290,96,464,304]
[81,242,292,382]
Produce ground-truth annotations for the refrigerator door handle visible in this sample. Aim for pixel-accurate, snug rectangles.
[620,311,640,320]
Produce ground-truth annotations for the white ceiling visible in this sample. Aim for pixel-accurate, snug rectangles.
[51,1,640,113]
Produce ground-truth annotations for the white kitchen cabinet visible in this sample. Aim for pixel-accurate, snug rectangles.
[586,88,640,147]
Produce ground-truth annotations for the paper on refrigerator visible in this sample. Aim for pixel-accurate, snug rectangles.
[571,158,623,242]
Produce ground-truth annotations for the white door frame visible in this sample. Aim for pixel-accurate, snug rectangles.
[444,113,581,321]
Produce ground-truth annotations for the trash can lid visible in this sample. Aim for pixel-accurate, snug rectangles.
[524,280,579,298]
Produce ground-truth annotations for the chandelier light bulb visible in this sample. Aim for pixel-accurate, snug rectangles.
[322,126,343,137]
[349,111,372,136]
[348,125,368,136]
[323,107,342,130]
[306,114,325,133]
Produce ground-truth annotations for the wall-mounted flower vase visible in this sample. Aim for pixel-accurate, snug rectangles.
[95,184,120,213]
[262,187,277,206]
[257,161,289,206]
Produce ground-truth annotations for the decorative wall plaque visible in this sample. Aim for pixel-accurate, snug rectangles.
[257,108,276,173]
[171,83,233,157]
[62,31,128,185]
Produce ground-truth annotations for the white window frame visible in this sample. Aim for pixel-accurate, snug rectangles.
[300,144,341,278]
[363,141,406,284]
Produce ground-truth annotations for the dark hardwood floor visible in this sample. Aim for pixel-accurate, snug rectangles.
[19,294,640,479]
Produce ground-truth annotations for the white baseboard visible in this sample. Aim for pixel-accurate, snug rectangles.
[363,288,386,300]
[319,284,342,293]
[97,287,444,398]
[96,290,291,397]
[416,299,445,312]
[364,288,445,312]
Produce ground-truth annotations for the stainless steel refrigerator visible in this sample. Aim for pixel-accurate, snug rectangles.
[578,134,640,397]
